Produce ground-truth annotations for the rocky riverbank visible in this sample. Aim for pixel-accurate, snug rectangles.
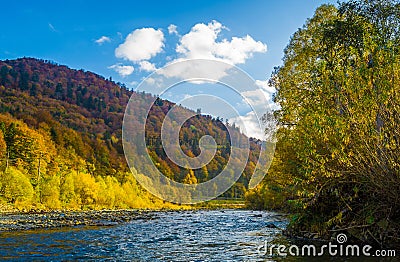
[0,210,159,231]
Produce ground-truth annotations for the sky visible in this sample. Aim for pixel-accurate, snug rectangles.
[0,0,336,139]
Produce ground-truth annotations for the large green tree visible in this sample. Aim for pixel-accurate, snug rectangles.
[253,0,399,248]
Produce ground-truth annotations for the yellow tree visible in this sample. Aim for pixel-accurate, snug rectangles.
[268,0,399,246]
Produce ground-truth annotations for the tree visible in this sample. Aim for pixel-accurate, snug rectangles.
[200,166,209,182]
[0,129,6,162]
[1,167,34,207]
[183,169,198,184]
[60,172,79,209]
[40,175,61,209]
[255,1,400,247]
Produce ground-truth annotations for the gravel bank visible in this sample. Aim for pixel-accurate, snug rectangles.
[0,210,158,231]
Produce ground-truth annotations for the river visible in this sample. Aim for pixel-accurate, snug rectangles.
[1,210,385,261]
[0,210,289,261]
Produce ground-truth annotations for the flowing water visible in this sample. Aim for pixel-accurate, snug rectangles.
[1,210,389,261]
[0,210,288,261]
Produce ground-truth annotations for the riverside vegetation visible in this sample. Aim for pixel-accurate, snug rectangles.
[246,0,400,249]
[0,114,180,211]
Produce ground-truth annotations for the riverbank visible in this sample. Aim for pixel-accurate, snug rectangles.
[0,196,250,233]
[0,210,163,231]
[0,200,249,232]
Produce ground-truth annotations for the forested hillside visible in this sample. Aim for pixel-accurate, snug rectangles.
[0,113,177,210]
[0,57,260,210]
[246,0,400,249]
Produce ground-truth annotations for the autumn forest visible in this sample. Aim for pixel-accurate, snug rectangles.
[0,0,399,250]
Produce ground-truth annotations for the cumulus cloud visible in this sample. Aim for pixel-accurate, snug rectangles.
[175,20,266,65]
[139,61,157,72]
[230,111,265,140]
[233,86,276,139]
[95,36,111,45]
[155,20,267,83]
[229,80,277,140]
[255,79,276,94]
[168,24,178,35]
[242,89,270,108]
[111,21,266,81]
[214,35,267,64]
[115,28,164,62]
[108,64,134,77]
[176,20,223,60]
[157,59,231,83]
[128,81,138,88]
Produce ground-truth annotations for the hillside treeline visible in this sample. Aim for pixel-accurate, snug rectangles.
[0,57,261,209]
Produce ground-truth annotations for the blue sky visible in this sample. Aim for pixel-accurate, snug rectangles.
[0,0,336,139]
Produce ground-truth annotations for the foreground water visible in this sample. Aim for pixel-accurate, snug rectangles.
[0,210,287,261]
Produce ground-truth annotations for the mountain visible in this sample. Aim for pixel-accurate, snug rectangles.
[0,57,261,208]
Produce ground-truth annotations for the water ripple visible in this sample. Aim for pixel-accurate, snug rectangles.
[0,210,287,261]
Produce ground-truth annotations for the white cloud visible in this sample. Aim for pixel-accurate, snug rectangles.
[242,89,270,108]
[157,59,231,82]
[175,20,266,65]
[230,111,265,140]
[156,20,267,83]
[144,77,155,85]
[168,24,178,35]
[112,21,266,81]
[115,28,165,62]
[128,81,138,88]
[108,64,135,77]
[176,20,223,60]
[143,76,164,88]
[236,81,278,140]
[228,80,278,140]
[232,88,276,140]
[214,35,267,64]
[139,61,157,72]
[95,36,111,45]
[255,79,276,94]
